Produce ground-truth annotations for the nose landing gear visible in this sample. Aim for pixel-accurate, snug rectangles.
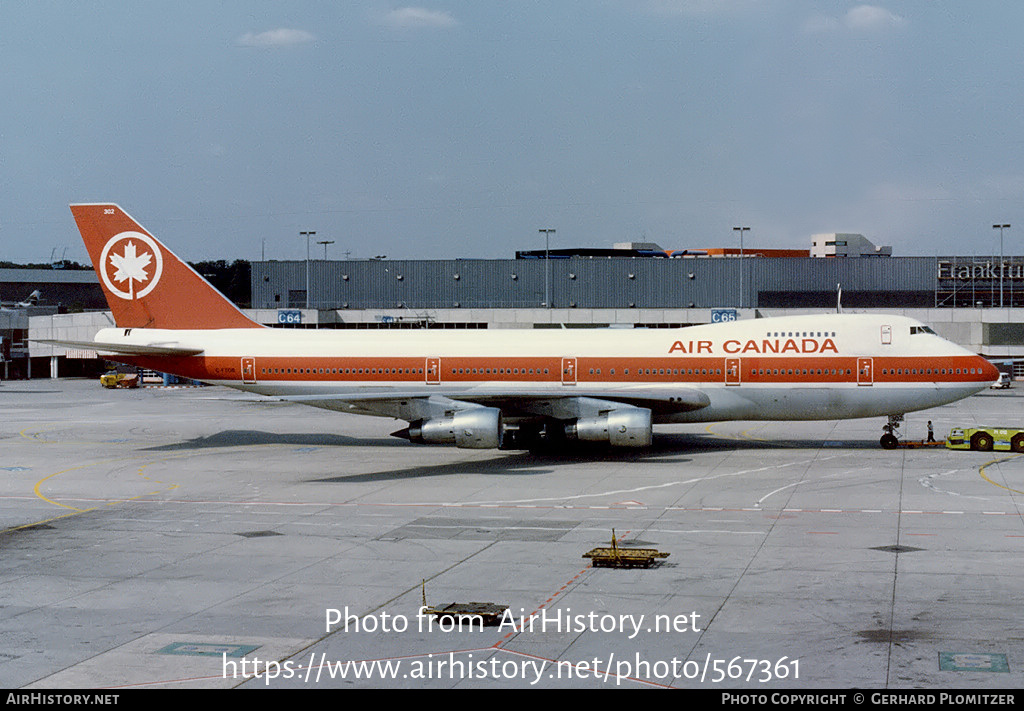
[880,414,904,449]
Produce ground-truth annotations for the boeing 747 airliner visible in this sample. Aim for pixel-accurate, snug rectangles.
[45,204,999,450]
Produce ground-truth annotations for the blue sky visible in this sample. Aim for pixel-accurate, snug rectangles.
[2,2,1023,264]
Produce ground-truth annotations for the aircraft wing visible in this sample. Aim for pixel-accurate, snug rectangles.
[276,387,710,420]
[455,388,710,417]
[34,339,205,356]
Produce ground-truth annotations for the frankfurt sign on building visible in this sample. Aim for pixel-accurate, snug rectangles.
[937,260,1024,280]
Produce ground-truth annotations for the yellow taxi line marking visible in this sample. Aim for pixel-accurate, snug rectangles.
[978,454,1024,495]
[705,423,743,440]
[32,461,121,512]
[15,456,191,534]
[19,425,60,442]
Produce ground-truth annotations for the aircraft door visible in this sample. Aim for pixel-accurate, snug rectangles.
[426,357,440,384]
[725,358,741,385]
[857,357,873,386]
[241,357,256,384]
[561,357,577,385]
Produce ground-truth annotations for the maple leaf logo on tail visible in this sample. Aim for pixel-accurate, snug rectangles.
[110,241,152,298]
[99,231,164,300]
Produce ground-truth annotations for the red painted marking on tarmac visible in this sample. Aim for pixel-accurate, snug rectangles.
[493,567,591,646]
[493,530,633,647]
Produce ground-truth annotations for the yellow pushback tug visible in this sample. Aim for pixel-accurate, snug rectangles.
[99,371,138,388]
[946,427,1024,452]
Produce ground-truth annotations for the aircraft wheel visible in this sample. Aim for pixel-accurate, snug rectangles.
[880,433,898,449]
[971,433,993,451]
[1012,434,1024,453]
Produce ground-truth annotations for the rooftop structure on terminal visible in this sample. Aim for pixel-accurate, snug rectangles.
[811,233,892,258]
[516,242,810,259]
[520,232,892,260]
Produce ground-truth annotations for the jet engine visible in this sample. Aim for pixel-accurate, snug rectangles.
[407,407,502,449]
[564,407,652,447]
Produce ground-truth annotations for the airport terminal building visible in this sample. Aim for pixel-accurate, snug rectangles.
[250,252,1011,313]
[18,234,1024,378]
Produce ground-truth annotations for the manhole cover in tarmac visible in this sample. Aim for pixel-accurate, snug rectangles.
[938,652,1009,672]
[236,530,283,538]
[156,642,261,658]
[857,629,930,644]
[870,544,924,553]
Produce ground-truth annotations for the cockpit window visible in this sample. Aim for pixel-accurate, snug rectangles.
[910,325,936,335]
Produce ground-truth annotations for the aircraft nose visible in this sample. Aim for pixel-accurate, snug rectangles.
[979,357,1000,382]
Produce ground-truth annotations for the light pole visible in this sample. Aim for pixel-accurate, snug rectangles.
[317,239,335,260]
[300,230,316,308]
[994,224,1010,307]
[733,226,750,308]
[539,228,556,308]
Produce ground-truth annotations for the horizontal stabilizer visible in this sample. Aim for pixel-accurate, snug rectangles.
[35,339,204,356]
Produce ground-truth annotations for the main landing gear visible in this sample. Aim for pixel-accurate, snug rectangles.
[880,414,904,449]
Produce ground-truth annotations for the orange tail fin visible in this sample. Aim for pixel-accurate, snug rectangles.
[70,204,259,329]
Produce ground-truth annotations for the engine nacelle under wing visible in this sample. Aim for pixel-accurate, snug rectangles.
[408,407,502,449]
[565,407,652,447]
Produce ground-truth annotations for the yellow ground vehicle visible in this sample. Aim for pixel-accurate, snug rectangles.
[100,372,139,389]
[946,427,1024,452]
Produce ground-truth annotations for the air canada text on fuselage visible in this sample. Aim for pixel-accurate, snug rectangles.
[668,338,839,355]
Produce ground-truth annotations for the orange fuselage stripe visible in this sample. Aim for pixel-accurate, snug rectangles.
[119,354,993,385]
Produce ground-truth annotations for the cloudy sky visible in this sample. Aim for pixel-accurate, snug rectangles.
[2,2,1023,264]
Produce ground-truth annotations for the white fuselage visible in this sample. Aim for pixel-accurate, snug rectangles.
[98,313,995,424]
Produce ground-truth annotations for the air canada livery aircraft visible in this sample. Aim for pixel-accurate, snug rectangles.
[53,204,999,450]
